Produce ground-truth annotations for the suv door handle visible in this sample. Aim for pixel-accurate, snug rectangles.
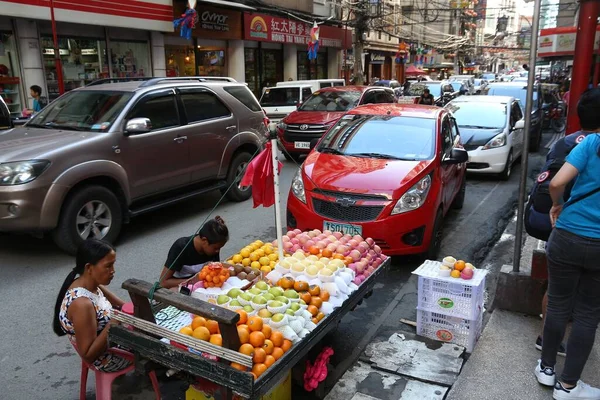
[226,125,237,132]
[174,136,187,143]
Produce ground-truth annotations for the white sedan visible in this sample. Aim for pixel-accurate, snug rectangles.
[445,95,525,180]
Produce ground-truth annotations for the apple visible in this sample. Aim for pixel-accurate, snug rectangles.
[272,313,285,322]
[240,293,253,301]
[217,295,230,305]
[253,295,267,305]
[269,287,284,297]
[227,288,243,298]
[268,301,284,307]
[290,303,301,311]
[243,305,254,313]
[461,269,474,280]
[284,289,299,299]
[263,293,275,301]
[258,309,272,318]
[255,281,269,291]
[249,288,263,296]
[229,299,241,307]
[275,296,290,304]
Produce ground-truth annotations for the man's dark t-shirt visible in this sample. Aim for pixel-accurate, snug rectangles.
[164,236,220,279]
[419,94,435,105]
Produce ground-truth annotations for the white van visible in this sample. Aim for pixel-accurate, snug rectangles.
[276,79,346,92]
[259,85,314,123]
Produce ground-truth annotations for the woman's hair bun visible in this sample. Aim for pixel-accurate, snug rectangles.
[215,216,225,225]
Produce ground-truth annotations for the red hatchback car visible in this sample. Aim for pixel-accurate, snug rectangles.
[286,104,469,258]
[277,86,396,161]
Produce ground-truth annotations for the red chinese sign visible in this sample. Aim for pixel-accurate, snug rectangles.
[244,13,351,49]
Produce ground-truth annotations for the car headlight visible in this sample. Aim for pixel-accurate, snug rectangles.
[391,174,432,215]
[483,133,507,150]
[0,160,50,186]
[291,169,306,203]
[277,121,288,131]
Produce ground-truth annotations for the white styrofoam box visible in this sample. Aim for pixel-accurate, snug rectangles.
[417,308,483,353]
[413,260,486,319]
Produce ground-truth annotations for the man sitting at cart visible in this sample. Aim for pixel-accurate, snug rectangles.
[159,216,230,289]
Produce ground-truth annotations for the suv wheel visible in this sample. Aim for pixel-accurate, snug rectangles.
[224,152,253,202]
[52,185,123,254]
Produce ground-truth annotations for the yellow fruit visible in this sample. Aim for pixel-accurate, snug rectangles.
[250,253,260,262]
[264,246,273,255]
[269,261,276,268]
[268,253,278,261]
[450,270,461,279]
[179,326,194,336]
[259,256,270,266]
[240,248,251,258]
[242,258,251,267]
[193,326,211,341]
[261,265,272,274]
[255,249,265,258]
[255,240,264,247]
[232,254,243,264]
[251,261,261,269]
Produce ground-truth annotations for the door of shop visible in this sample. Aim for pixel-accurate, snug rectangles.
[245,48,283,97]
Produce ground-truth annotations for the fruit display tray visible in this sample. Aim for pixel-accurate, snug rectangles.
[413,260,486,320]
[417,308,483,353]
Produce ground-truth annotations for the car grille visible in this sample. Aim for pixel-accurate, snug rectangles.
[267,113,288,120]
[312,189,389,201]
[283,124,329,143]
[312,198,384,222]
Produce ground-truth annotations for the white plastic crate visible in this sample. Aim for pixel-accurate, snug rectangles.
[417,308,483,353]
[413,260,486,320]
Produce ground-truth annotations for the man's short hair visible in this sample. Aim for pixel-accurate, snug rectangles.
[578,88,600,131]
[30,85,42,96]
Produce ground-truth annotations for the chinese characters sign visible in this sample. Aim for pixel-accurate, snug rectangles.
[244,13,351,49]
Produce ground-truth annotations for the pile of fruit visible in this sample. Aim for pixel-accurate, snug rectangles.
[439,257,476,280]
[197,263,231,288]
[179,316,224,346]
[227,240,281,274]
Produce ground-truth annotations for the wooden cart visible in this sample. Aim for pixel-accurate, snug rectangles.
[109,257,390,399]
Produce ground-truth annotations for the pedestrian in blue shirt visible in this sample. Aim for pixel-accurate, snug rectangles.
[534,88,600,399]
[30,85,44,112]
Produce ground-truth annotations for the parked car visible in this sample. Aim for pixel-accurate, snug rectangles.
[372,79,403,99]
[486,82,543,151]
[446,95,525,180]
[0,95,13,132]
[0,77,268,253]
[260,85,313,123]
[482,73,496,82]
[286,103,468,258]
[472,78,489,94]
[449,80,470,96]
[276,79,345,92]
[277,86,396,161]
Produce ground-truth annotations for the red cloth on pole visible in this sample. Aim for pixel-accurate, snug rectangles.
[240,142,282,208]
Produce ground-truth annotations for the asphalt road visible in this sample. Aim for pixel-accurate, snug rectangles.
[0,134,554,399]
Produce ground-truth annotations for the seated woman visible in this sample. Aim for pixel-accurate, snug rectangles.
[53,239,130,372]
[160,216,229,289]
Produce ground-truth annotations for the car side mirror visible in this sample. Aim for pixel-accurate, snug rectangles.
[310,138,320,150]
[514,119,525,130]
[125,118,152,135]
[444,148,469,165]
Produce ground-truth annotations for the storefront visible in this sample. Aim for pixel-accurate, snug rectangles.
[0,17,24,118]
[243,12,351,95]
[167,2,243,78]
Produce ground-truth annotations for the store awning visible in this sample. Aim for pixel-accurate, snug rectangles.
[405,65,427,76]
[199,0,256,10]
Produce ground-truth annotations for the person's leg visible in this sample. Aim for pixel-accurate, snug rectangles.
[559,235,600,387]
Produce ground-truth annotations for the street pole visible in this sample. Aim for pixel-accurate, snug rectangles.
[353,0,368,85]
[50,0,65,95]
[512,0,541,273]
[454,9,460,74]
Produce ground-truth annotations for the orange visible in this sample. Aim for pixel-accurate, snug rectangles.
[272,347,284,360]
[261,325,272,339]
[236,310,248,325]
[210,334,222,346]
[312,317,319,324]
[270,331,284,347]
[205,320,220,335]
[252,363,268,378]
[309,246,320,255]
[263,339,274,355]
[280,277,295,289]
[316,312,325,322]
[239,343,255,357]
[237,326,250,344]
[191,316,206,330]
[251,372,258,381]
[307,305,319,317]
[310,297,323,309]
[238,324,248,331]
[300,291,312,304]
[253,347,267,363]
[319,290,330,302]
[451,270,461,278]
[264,355,276,368]
[308,285,320,296]
[249,331,266,348]
[248,316,263,332]
[294,281,309,292]
[192,326,211,341]
[281,339,293,352]
[454,260,466,271]
[179,326,194,336]
[321,249,333,258]
[231,362,247,371]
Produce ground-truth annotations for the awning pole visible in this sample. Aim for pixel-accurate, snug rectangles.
[513,0,541,273]
[50,0,65,95]
[270,135,285,263]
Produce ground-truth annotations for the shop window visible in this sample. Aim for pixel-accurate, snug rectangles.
[297,52,328,80]
[197,49,226,77]
[245,48,259,95]
[244,48,283,96]
[129,93,180,131]
[0,32,23,118]
[166,46,196,77]
[180,90,230,122]
[110,40,150,78]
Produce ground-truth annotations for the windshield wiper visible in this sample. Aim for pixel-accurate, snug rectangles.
[319,147,345,155]
[347,152,408,160]
[459,125,498,129]
[25,123,52,129]
[43,122,85,131]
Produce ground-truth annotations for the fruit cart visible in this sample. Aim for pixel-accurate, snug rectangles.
[108,254,390,399]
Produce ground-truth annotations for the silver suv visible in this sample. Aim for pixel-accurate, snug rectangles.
[0,77,267,253]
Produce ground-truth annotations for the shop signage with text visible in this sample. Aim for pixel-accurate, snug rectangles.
[538,26,600,57]
[172,4,242,40]
[244,13,351,48]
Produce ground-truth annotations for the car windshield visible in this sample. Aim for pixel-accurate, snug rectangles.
[489,86,538,108]
[298,90,361,112]
[260,87,300,107]
[424,82,442,97]
[27,90,133,131]
[317,115,436,160]
[446,101,507,129]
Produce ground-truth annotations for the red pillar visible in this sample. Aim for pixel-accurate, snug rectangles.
[50,0,64,95]
[566,0,600,134]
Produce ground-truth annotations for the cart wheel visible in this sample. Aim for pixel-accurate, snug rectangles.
[365,290,374,298]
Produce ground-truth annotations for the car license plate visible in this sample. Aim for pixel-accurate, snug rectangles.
[323,221,362,236]
[294,141,310,149]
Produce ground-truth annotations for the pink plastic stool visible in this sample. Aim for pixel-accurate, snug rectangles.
[78,347,161,400]
[121,302,134,315]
